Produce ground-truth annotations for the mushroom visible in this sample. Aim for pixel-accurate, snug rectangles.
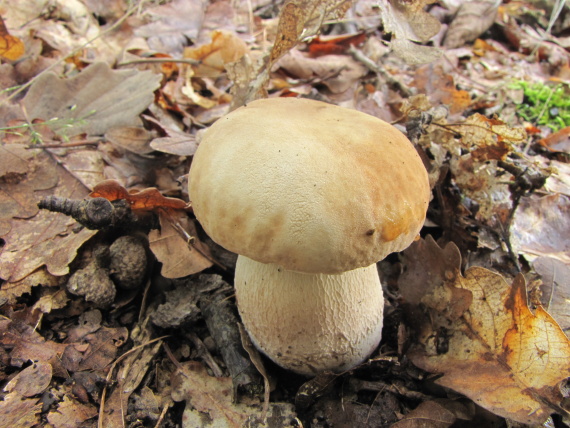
[188,97,430,375]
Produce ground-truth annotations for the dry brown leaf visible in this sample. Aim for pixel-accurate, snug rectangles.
[444,1,499,49]
[0,268,64,305]
[377,0,441,64]
[275,49,368,94]
[456,113,526,157]
[144,115,199,156]
[538,127,570,153]
[511,194,570,264]
[450,155,512,226]
[184,30,248,78]
[406,239,570,424]
[2,320,69,377]
[105,126,154,155]
[32,289,69,315]
[22,62,161,137]
[148,211,213,279]
[100,319,162,428]
[47,395,98,428]
[0,144,32,177]
[399,236,463,308]
[533,257,570,333]
[0,364,44,428]
[4,362,52,398]
[171,361,248,427]
[171,361,294,427]
[0,152,96,283]
[134,0,205,54]
[270,0,353,65]
[412,65,471,115]
[392,400,456,428]
[73,327,129,372]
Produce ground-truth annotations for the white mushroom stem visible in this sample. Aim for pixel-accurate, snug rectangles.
[234,255,384,376]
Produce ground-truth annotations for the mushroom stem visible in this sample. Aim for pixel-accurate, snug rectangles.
[234,255,384,376]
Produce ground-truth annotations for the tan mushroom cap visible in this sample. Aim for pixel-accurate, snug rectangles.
[189,97,430,274]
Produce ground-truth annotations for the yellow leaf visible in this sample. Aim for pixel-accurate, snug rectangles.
[409,264,570,424]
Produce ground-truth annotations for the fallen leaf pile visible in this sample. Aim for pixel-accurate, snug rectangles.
[1,0,569,426]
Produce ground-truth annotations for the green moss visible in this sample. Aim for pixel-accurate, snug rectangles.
[510,80,570,131]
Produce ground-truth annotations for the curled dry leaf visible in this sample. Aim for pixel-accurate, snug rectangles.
[184,30,248,78]
[148,211,213,278]
[270,0,354,65]
[404,238,570,425]
[89,179,189,212]
[0,16,25,61]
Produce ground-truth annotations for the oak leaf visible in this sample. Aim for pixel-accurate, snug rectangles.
[405,240,570,424]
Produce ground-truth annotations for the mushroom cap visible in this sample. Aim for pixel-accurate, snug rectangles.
[235,256,384,375]
[189,97,430,274]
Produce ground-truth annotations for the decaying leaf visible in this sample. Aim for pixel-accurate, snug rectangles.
[444,1,499,49]
[0,152,96,283]
[511,193,570,264]
[134,0,205,54]
[100,319,162,428]
[184,30,248,78]
[145,115,199,156]
[105,126,154,155]
[270,0,354,65]
[275,49,368,94]
[533,257,570,333]
[148,211,213,278]
[377,0,441,64]
[171,361,296,427]
[0,16,25,61]
[404,238,570,425]
[0,268,65,305]
[392,399,471,428]
[89,179,188,212]
[412,65,471,115]
[47,395,98,428]
[22,62,161,137]
[0,363,50,427]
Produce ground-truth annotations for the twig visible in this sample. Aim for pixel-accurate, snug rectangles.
[153,403,170,428]
[349,45,413,97]
[98,336,168,428]
[26,140,100,149]
[116,57,200,67]
[185,331,225,378]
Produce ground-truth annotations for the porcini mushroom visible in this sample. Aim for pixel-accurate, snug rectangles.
[188,97,430,375]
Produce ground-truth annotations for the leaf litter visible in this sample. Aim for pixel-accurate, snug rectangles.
[1,0,570,426]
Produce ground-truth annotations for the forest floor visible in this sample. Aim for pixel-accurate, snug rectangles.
[0,0,569,427]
